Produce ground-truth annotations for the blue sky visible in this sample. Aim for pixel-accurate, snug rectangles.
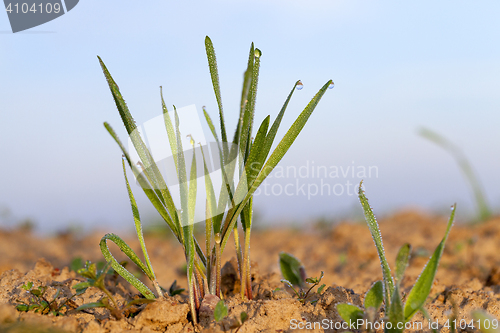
[1,1,499,231]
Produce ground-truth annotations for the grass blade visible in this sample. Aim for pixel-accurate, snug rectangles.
[220,80,333,251]
[205,36,228,158]
[98,57,167,195]
[403,204,456,321]
[121,158,163,297]
[395,243,411,286]
[420,128,491,221]
[99,233,156,299]
[104,122,180,239]
[387,283,404,333]
[358,181,394,306]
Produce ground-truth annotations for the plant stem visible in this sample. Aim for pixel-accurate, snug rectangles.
[215,233,222,298]
[244,227,253,299]
[152,280,163,298]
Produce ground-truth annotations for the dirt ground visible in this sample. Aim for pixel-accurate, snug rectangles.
[1,210,500,332]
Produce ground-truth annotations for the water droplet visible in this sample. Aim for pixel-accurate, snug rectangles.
[296,81,303,90]
[187,134,195,147]
[450,205,455,211]
[254,49,262,58]
[328,82,335,89]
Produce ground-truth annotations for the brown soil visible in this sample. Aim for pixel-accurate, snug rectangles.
[1,210,500,332]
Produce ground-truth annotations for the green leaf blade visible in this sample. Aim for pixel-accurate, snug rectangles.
[403,204,456,322]
[395,243,411,285]
[358,181,394,306]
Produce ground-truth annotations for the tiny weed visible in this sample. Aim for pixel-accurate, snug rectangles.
[214,300,228,322]
[336,181,456,332]
[167,280,185,296]
[16,281,79,316]
[73,260,154,319]
[279,252,325,303]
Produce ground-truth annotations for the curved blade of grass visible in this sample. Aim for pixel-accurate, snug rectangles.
[420,128,491,221]
[395,243,411,286]
[99,233,156,299]
[220,80,333,251]
[121,158,162,296]
[404,204,456,322]
[336,303,364,325]
[205,36,228,158]
[364,280,384,310]
[358,181,394,306]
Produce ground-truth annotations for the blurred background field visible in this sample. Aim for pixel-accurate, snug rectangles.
[0,1,499,234]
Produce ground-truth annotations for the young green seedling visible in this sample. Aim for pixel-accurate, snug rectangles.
[279,252,325,303]
[214,300,228,323]
[73,261,154,319]
[336,181,456,333]
[419,127,491,222]
[15,281,80,316]
[99,36,333,322]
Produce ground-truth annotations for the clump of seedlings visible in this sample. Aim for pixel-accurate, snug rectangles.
[73,261,154,319]
[15,281,79,316]
[419,127,491,221]
[98,36,333,322]
[279,252,326,303]
[336,181,456,332]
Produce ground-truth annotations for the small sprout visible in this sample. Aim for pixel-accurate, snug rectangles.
[73,260,143,320]
[317,284,326,294]
[21,281,33,291]
[280,270,325,304]
[214,300,228,322]
[336,183,456,332]
[15,281,78,316]
[168,280,185,296]
[240,311,248,324]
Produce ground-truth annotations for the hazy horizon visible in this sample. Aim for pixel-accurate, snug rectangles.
[1,1,499,233]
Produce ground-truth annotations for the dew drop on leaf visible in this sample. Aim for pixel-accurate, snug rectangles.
[296,81,303,90]
[254,49,262,58]
[328,82,335,89]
